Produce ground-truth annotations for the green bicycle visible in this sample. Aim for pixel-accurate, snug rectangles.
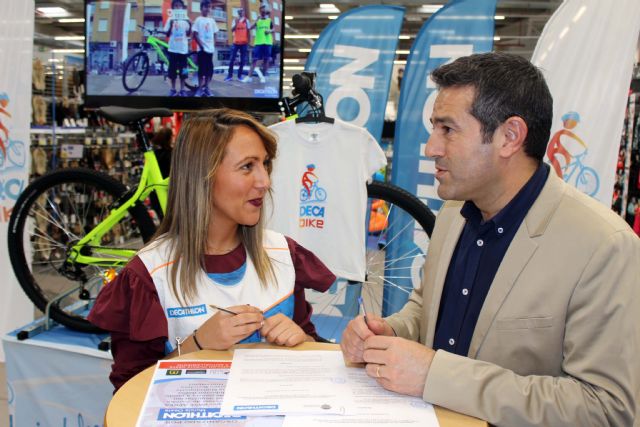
[122,25,199,93]
[8,107,172,332]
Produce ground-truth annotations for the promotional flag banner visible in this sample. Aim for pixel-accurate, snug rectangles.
[385,0,496,314]
[305,5,405,141]
[531,0,640,205]
[0,0,36,360]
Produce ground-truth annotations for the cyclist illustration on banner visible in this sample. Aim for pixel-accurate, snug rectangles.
[0,92,10,158]
[546,111,600,196]
[0,92,27,202]
[300,163,327,203]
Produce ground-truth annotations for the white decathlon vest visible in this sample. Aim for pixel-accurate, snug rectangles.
[137,230,295,352]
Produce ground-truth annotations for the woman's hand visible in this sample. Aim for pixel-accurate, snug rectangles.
[198,305,263,350]
[260,313,308,347]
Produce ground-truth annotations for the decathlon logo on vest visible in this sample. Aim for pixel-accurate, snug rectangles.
[167,304,207,318]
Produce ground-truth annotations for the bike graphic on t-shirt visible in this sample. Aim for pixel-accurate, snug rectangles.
[300,164,327,203]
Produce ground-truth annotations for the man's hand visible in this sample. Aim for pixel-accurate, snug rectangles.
[260,313,308,347]
[363,336,435,397]
[199,305,263,350]
[340,313,395,363]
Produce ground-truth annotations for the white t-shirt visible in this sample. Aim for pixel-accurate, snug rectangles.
[163,17,191,54]
[193,16,219,53]
[266,119,387,281]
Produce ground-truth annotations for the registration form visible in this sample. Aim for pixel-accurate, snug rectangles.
[220,349,357,417]
[281,366,440,427]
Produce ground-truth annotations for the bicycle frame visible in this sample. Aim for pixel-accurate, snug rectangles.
[67,149,168,267]
[145,33,198,73]
[561,151,586,183]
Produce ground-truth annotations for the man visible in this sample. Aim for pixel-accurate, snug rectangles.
[341,52,639,426]
[243,4,273,84]
[225,8,250,82]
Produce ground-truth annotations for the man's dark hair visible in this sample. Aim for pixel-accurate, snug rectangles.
[431,52,553,161]
[171,0,185,8]
[200,0,211,9]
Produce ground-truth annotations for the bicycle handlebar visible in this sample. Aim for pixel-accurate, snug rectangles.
[137,24,167,36]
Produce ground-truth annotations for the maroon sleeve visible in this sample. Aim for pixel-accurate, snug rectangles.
[88,256,168,391]
[109,333,166,391]
[285,236,336,341]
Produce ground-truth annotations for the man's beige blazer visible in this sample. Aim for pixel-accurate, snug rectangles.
[386,172,639,426]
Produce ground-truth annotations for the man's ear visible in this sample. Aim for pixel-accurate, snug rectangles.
[498,116,528,159]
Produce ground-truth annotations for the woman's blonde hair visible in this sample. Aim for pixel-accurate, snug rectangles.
[153,108,277,305]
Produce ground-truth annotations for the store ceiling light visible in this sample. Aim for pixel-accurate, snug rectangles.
[494,15,505,20]
[59,18,85,23]
[418,5,443,14]
[319,3,340,13]
[284,66,305,71]
[283,58,300,63]
[51,48,85,53]
[328,15,338,20]
[298,48,312,53]
[54,36,85,41]
[37,7,70,18]
[398,35,411,40]
[285,15,293,20]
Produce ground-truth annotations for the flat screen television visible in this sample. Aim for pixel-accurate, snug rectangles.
[84,0,284,112]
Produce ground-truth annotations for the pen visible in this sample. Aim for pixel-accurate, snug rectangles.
[357,296,369,327]
[209,304,239,316]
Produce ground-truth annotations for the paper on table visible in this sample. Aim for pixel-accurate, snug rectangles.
[281,366,440,427]
[135,359,283,427]
[220,349,358,417]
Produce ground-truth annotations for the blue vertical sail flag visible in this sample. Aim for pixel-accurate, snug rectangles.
[384,0,497,315]
[304,5,405,141]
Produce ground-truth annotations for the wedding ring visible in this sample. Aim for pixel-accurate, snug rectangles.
[376,365,381,378]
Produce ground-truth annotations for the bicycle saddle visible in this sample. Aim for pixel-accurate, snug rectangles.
[98,106,173,125]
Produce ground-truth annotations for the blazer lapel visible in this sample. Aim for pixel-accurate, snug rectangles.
[467,172,565,358]
[425,211,465,346]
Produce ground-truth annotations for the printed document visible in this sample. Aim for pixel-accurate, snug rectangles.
[220,349,357,417]
[136,360,283,427]
[281,366,440,427]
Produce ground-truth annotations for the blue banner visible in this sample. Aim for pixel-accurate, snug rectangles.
[384,0,497,315]
[305,5,404,141]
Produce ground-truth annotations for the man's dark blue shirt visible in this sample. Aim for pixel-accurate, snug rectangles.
[433,163,550,356]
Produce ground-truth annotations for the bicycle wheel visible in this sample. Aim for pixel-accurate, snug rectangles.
[576,166,599,197]
[184,52,200,91]
[309,181,436,342]
[8,168,156,332]
[122,52,150,93]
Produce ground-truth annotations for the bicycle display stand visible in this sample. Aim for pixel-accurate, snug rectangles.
[16,316,57,341]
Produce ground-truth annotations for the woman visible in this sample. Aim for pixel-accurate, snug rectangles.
[89,109,335,390]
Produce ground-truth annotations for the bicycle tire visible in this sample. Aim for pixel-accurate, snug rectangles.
[122,52,150,93]
[309,180,436,342]
[8,168,156,332]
